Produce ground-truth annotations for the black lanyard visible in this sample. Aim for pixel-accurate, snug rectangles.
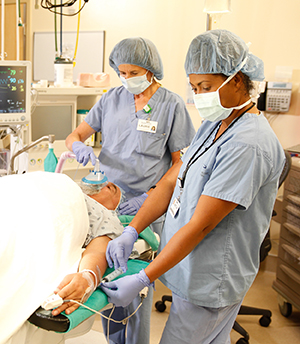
[178,103,255,190]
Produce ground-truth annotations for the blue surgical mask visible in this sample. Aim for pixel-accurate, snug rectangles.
[193,72,252,122]
[120,71,153,95]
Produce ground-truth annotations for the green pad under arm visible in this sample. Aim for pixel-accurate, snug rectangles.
[62,259,149,332]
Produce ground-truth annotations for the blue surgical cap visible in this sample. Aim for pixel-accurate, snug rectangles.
[185,30,264,81]
[109,37,164,80]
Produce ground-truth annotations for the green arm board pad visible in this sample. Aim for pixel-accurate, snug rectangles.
[28,260,149,333]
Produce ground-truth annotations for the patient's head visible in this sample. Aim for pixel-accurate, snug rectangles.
[79,182,124,210]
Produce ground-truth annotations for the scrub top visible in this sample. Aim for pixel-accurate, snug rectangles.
[159,112,285,308]
[85,86,196,199]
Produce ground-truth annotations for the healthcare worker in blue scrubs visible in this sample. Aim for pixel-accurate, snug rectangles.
[66,37,195,344]
[102,30,286,344]
[66,37,195,230]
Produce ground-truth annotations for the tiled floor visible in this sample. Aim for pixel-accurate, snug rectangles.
[66,267,300,344]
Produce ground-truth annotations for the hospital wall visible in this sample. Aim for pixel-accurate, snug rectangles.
[31,0,300,149]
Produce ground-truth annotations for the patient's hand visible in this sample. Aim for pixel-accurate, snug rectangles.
[51,272,94,316]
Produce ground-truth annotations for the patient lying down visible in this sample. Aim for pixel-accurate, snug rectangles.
[52,181,125,316]
[0,171,126,344]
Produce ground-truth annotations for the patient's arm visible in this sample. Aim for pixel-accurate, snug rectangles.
[52,235,111,316]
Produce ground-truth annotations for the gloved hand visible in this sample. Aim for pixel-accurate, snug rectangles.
[118,193,148,215]
[106,226,138,272]
[101,269,151,307]
[72,141,97,166]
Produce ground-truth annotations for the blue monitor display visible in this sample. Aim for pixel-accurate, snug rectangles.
[0,60,31,125]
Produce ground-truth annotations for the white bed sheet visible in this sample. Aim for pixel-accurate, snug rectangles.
[0,172,89,344]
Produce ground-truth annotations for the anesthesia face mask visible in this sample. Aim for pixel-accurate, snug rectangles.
[120,71,153,95]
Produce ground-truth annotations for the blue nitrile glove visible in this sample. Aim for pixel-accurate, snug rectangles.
[72,141,97,166]
[106,226,138,272]
[100,269,151,307]
[118,193,148,215]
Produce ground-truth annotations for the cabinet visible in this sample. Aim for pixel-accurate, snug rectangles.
[273,158,300,316]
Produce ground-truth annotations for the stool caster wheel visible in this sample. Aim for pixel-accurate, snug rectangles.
[259,315,271,327]
[278,295,292,318]
[155,301,166,312]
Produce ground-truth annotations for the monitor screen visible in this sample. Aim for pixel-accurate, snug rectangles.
[0,60,31,125]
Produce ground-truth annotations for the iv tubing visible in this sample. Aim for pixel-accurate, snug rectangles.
[54,0,58,54]
[60,0,63,56]
[1,0,4,60]
[73,0,81,66]
[16,0,19,61]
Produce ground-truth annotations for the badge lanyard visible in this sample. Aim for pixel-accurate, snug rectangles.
[170,103,255,218]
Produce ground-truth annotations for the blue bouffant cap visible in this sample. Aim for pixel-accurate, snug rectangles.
[184,29,264,81]
[109,37,164,80]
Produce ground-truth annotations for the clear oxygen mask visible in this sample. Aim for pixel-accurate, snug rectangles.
[81,158,108,188]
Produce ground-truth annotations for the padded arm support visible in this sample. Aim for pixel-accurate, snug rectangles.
[28,260,149,333]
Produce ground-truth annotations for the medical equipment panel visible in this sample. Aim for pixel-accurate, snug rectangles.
[26,87,106,178]
[31,105,73,142]
[0,60,31,125]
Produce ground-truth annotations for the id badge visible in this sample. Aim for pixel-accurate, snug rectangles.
[137,119,158,133]
[169,197,180,218]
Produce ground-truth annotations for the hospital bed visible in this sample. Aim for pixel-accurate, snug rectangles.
[27,215,159,335]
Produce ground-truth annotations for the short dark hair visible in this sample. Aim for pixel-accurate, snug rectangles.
[238,71,255,94]
[219,72,254,95]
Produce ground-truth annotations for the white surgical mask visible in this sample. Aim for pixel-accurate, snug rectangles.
[193,55,252,122]
[120,71,153,95]
[193,73,252,122]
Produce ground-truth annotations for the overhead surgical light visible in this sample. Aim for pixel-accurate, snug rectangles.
[204,0,231,31]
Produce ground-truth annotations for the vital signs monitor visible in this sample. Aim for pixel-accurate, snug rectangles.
[0,60,31,125]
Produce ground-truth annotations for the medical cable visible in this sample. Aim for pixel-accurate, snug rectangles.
[16,0,20,61]
[62,298,144,342]
[60,0,63,56]
[1,0,4,61]
[73,0,81,67]
[72,163,80,181]
[54,0,58,55]
[178,103,255,190]
[40,0,88,16]
[63,297,144,322]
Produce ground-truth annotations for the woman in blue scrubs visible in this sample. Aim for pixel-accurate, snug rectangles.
[66,37,195,344]
[66,37,195,228]
[102,30,286,343]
